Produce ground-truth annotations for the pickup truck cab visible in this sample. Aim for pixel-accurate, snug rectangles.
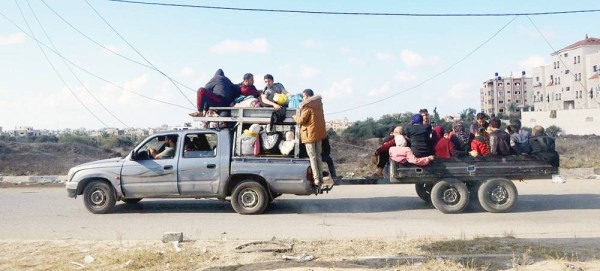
[389,153,559,214]
[66,107,332,214]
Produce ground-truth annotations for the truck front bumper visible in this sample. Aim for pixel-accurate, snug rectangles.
[66,182,78,198]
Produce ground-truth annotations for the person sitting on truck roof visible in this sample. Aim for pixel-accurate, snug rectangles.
[261,74,288,110]
[405,114,434,158]
[147,135,177,159]
[432,126,456,159]
[488,118,512,156]
[238,73,261,98]
[450,119,474,156]
[389,135,434,166]
[190,69,239,117]
[368,126,405,179]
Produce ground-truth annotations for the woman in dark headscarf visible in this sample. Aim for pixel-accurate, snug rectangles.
[450,119,474,156]
[405,114,434,158]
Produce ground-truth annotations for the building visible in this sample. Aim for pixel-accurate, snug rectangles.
[531,35,600,111]
[325,118,350,131]
[522,35,600,135]
[480,72,533,116]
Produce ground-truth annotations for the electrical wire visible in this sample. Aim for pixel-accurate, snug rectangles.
[327,16,519,115]
[84,0,196,108]
[39,0,197,93]
[105,0,600,17]
[14,0,111,128]
[25,0,130,128]
[0,9,195,111]
[526,16,600,105]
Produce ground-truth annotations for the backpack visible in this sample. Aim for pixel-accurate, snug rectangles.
[260,132,283,154]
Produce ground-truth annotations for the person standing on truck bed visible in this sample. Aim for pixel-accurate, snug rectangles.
[368,126,404,179]
[406,114,434,158]
[147,135,177,159]
[262,74,288,110]
[293,89,327,186]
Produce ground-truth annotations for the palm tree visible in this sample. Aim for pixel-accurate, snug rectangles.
[506,102,518,119]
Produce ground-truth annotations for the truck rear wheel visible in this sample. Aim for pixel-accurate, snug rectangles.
[478,178,518,213]
[431,179,469,214]
[415,183,433,203]
[231,181,268,215]
[83,181,116,214]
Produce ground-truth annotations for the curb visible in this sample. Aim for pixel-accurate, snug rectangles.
[0,175,67,184]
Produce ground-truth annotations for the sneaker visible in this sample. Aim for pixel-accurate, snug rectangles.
[189,111,204,117]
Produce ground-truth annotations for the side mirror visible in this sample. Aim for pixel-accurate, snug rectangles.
[130,150,137,161]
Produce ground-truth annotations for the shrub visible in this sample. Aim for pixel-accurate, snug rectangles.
[545,125,563,137]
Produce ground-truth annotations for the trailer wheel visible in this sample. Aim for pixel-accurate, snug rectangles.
[415,183,433,203]
[478,178,518,213]
[83,181,116,214]
[431,179,469,214]
[231,181,268,215]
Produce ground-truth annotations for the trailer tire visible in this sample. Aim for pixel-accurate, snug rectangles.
[431,179,469,214]
[83,181,116,214]
[415,183,433,203]
[478,178,518,213]
[231,181,268,215]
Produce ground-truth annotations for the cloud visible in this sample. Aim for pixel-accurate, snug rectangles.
[400,49,440,68]
[210,39,269,54]
[176,67,195,77]
[375,52,396,62]
[339,47,352,55]
[299,65,320,78]
[347,57,365,65]
[518,55,547,70]
[302,39,321,48]
[0,33,25,45]
[446,83,471,100]
[323,78,353,99]
[396,71,417,82]
[368,83,390,97]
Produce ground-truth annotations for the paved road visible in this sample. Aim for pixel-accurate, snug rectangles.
[0,179,599,241]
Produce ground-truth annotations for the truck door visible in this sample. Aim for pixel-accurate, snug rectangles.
[178,132,220,196]
[120,134,180,197]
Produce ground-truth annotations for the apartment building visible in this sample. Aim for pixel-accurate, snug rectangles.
[480,72,533,116]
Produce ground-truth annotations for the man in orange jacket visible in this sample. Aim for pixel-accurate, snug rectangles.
[293,89,327,186]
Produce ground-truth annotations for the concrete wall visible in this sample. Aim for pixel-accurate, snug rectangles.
[521,108,600,135]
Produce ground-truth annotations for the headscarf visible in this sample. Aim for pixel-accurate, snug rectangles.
[394,135,407,147]
[432,126,444,145]
[452,119,471,144]
[410,114,423,125]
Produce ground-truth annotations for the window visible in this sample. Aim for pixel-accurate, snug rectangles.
[536,76,539,81]
[550,75,554,82]
[594,65,598,72]
[578,73,582,81]
[497,82,503,87]
[564,53,568,57]
[557,61,560,68]
[566,87,570,91]
[559,93,562,100]
[574,56,577,64]
[498,91,503,97]
[565,70,570,74]
[516,100,521,103]
[183,133,217,158]
[515,82,521,86]
[499,100,504,104]
[515,91,521,94]
[507,91,511,94]
[499,108,504,113]
[557,77,560,84]
[553,62,557,69]
[577,56,580,63]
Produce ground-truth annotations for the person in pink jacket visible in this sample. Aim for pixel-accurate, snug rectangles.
[389,135,435,166]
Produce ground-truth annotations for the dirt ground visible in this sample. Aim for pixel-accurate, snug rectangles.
[1,237,599,270]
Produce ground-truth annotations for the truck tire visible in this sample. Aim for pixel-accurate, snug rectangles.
[122,198,142,204]
[430,179,469,214]
[83,181,116,214]
[415,183,433,203]
[478,178,518,213]
[231,181,268,215]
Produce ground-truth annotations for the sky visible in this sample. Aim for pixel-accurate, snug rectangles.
[1,0,600,130]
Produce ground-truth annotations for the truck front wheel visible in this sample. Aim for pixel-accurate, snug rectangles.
[83,181,116,214]
[478,178,518,213]
[231,181,268,215]
[431,179,469,214]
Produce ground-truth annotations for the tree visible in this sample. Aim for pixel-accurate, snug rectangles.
[545,125,563,137]
[459,108,477,123]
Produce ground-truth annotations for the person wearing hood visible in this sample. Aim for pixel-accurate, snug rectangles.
[405,114,434,158]
[292,89,327,186]
[190,69,238,117]
[432,126,456,159]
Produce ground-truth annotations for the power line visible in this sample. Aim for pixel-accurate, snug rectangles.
[106,0,600,17]
[25,0,130,128]
[526,16,600,105]
[84,0,196,108]
[0,9,195,111]
[327,16,519,115]
[14,0,111,128]
[39,0,197,93]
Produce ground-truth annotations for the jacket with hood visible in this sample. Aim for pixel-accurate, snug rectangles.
[204,69,239,106]
[432,126,456,159]
[292,95,326,143]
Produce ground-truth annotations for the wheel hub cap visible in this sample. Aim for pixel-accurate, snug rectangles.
[490,185,508,204]
[443,187,460,205]
[90,189,106,206]
[240,189,258,208]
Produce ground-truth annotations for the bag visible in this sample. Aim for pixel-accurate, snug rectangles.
[261,132,282,154]
[288,94,303,108]
[252,137,261,156]
[273,93,289,106]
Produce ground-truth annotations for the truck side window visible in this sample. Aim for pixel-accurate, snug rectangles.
[183,133,218,158]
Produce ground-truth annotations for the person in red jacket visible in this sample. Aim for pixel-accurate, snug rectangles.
[470,127,490,157]
[432,126,456,159]
[368,126,404,179]
[238,73,261,98]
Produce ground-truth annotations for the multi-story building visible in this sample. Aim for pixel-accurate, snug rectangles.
[480,72,533,116]
[532,35,600,111]
[325,118,350,131]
